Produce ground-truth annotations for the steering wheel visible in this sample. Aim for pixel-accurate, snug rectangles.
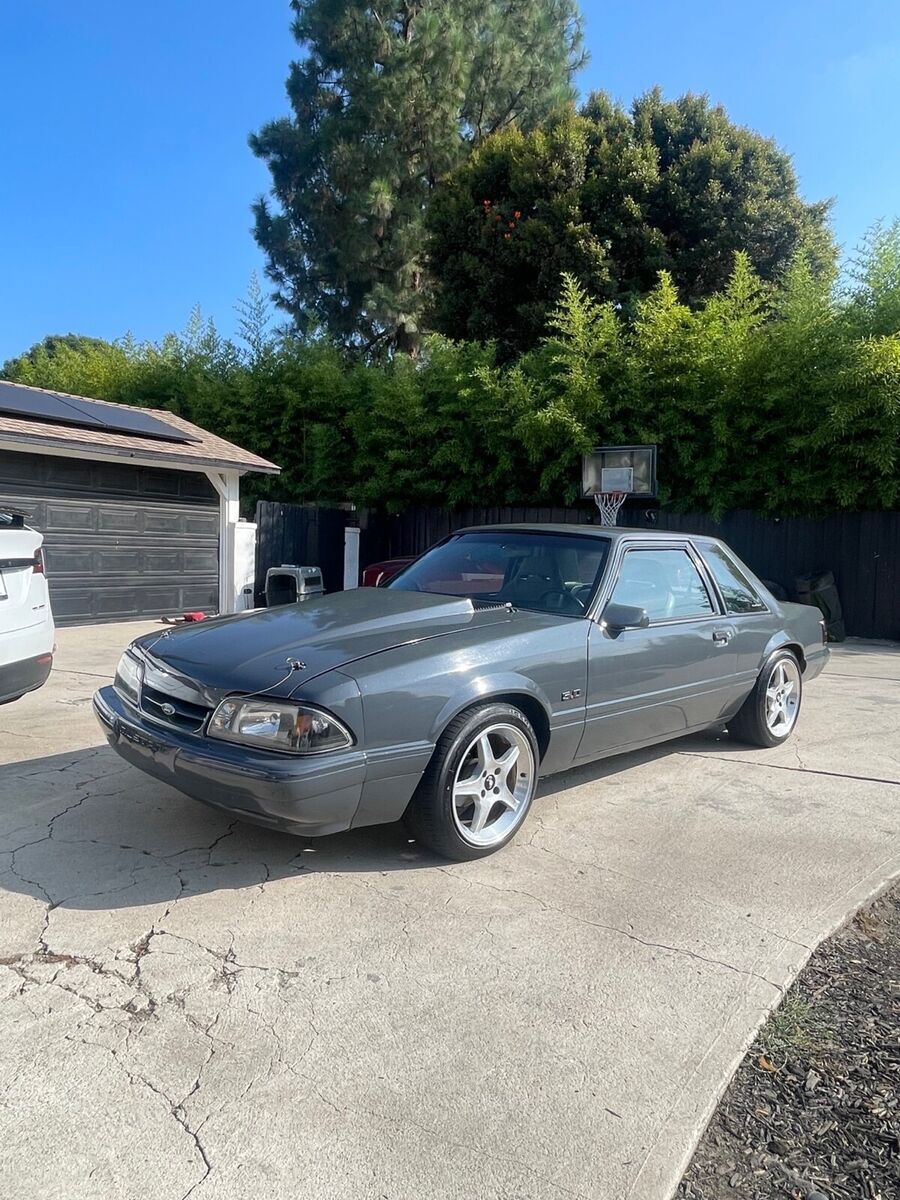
[537,587,586,614]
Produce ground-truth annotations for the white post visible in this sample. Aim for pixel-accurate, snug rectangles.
[207,470,242,614]
[234,520,257,610]
[343,526,361,590]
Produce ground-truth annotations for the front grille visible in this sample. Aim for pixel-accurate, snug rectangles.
[140,682,211,733]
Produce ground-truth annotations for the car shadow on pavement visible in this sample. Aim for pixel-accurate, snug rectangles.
[0,731,728,917]
[534,726,727,804]
[0,745,435,918]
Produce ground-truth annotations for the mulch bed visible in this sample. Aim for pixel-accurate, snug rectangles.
[678,884,900,1200]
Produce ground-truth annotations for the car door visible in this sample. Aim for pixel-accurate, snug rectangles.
[694,539,775,697]
[576,539,742,761]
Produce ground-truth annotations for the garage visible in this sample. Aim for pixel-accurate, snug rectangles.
[0,381,278,625]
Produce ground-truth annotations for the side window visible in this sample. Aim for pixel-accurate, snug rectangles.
[611,548,715,622]
[701,544,767,614]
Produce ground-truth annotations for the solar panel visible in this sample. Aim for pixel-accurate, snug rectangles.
[78,400,203,444]
[0,380,201,444]
[0,381,105,428]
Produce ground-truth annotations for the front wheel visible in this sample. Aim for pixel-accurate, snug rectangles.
[406,703,539,861]
[729,650,803,748]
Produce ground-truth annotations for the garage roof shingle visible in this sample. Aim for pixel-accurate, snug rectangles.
[0,381,279,475]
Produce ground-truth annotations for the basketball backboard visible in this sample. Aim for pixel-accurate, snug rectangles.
[582,445,657,499]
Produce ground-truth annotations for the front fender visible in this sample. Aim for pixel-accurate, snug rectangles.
[428,671,554,746]
[349,671,561,831]
[347,615,590,792]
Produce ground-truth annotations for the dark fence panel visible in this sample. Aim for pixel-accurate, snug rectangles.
[639,509,900,641]
[358,505,900,640]
[254,502,348,602]
[255,501,898,639]
[358,504,591,565]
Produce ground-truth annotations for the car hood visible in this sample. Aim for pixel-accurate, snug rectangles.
[134,589,522,697]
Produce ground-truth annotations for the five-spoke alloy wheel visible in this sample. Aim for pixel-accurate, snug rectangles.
[451,723,535,848]
[729,649,803,748]
[406,702,539,860]
[764,657,801,738]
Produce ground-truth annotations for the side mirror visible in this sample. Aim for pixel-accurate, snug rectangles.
[601,601,650,631]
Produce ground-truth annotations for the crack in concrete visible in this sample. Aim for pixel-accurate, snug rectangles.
[5,785,152,965]
[1,943,139,996]
[2,758,133,879]
[0,747,111,783]
[2,798,258,1029]
[523,821,812,951]
[677,750,900,788]
[47,667,118,682]
[153,929,301,988]
[9,920,301,1196]
[64,1032,212,1199]
[279,1062,591,1200]
[161,820,240,865]
[822,670,900,682]
[437,868,784,993]
[3,654,894,1200]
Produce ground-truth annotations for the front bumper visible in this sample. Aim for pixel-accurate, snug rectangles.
[93,686,366,836]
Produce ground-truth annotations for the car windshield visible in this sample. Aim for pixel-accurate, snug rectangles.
[385,530,610,617]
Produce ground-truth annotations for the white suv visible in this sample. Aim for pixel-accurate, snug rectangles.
[0,507,55,704]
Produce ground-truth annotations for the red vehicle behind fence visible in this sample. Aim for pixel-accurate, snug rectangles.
[360,557,414,587]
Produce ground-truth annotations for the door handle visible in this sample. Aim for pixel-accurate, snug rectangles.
[712,629,732,645]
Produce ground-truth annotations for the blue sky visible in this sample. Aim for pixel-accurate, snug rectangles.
[1,1,898,360]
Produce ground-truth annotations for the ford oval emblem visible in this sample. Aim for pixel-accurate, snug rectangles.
[160,702,176,717]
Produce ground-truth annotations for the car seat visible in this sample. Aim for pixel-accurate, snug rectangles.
[614,558,675,620]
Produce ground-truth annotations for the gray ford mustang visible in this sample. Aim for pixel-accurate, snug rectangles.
[94,525,828,860]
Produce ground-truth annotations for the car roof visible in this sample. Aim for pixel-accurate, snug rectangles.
[452,523,721,543]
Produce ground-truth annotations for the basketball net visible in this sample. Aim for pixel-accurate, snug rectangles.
[594,490,627,527]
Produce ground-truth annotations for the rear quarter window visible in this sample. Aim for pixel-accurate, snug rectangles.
[701,544,767,614]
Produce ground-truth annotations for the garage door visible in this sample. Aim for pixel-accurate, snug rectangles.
[0,449,218,625]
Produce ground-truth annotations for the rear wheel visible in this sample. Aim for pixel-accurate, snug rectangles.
[406,702,539,861]
[729,650,802,748]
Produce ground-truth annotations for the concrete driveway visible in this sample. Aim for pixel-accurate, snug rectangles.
[1,623,898,1200]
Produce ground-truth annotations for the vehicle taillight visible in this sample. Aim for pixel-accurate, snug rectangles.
[33,548,45,575]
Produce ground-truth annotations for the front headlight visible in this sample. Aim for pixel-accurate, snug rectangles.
[114,651,143,706]
[207,698,353,755]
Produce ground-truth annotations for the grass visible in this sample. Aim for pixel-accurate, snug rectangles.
[755,995,831,1065]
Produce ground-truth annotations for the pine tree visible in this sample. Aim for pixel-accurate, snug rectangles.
[250,0,584,354]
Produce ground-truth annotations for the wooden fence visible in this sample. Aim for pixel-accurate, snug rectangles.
[256,501,900,640]
[254,502,348,603]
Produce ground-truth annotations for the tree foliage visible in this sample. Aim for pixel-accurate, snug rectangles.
[427,89,836,356]
[844,220,900,338]
[250,0,584,355]
[4,228,898,518]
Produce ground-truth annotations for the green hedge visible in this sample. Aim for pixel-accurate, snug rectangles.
[4,227,899,517]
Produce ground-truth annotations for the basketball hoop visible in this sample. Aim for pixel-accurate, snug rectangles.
[594,490,627,527]
[582,446,657,527]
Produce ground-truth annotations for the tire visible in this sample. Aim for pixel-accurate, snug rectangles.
[728,649,803,748]
[406,702,539,861]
